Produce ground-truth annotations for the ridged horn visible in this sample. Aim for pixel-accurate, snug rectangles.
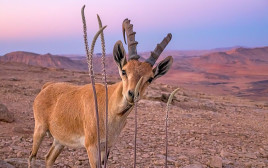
[146,33,172,66]
[122,19,140,60]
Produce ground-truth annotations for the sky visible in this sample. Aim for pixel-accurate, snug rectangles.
[0,0,268,55]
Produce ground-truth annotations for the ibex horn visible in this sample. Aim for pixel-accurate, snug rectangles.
[146,33,172,66]
[122,19,140,60]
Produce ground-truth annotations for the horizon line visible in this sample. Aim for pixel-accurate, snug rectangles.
[2,45,268,56]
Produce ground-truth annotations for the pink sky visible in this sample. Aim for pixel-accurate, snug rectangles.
[0,0,268,54]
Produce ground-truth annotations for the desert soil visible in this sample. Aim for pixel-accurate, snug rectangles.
[0,62,268,168]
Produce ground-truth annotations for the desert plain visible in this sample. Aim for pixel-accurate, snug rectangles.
[0,47,268,167]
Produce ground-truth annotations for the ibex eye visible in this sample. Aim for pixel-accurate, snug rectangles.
[148,77,153,83]
[122,70,126,76]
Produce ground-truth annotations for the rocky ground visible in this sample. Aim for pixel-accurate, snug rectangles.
[0,62,268,168]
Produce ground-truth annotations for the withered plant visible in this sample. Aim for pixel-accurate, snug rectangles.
[81,5,107,168]
[133,77,143,168]
[97,14,109,168]
[165,88,180,168]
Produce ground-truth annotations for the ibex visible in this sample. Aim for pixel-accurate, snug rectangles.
[28,18,173,167]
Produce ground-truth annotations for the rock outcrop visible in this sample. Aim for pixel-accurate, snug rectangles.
[0,103,14,123]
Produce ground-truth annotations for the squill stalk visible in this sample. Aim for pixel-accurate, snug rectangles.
[97,14,109,168]
[133,77,143,168]
[165,88,179,168]
[81,5,107,168]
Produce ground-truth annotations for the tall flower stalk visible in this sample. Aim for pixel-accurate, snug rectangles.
[133,77,143,168]
[165,88,179,168]
[81,5,107,168]
[97,14,109,168]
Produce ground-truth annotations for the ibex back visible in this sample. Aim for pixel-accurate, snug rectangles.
[28,18,173,168]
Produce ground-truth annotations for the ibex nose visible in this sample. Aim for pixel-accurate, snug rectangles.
[128,90,134,99]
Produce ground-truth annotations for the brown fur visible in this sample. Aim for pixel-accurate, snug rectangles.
[28,60,156,168]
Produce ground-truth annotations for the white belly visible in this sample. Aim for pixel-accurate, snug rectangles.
[57,135,85,148]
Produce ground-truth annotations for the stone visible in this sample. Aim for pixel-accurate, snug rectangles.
[244,162,252,168]
[16,151,23,158]
[142,153,149,158]
[178,155,189,160]
[209,156,222,168]
[75,160,82,165]
[112,156,118,161]
[12,127,32,134]
[175,162,181,167]
[78,156,88,161]
[153,159,165,166]
[9,77,20,81]
[5,158,45,168]
[0,160,15,168]
[259,150,268,158]
[182,164,204,168]
[0,103,14,123]
[222,159,232,165]
[220,150,235,157]
[243,153,257,159]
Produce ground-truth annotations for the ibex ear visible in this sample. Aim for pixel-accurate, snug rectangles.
[113,40,127,70]
[153,56,173,80]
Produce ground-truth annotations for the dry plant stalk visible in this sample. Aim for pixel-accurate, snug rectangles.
[165,88,180,168]
[133,77,143,168]
[81,5,107,168]
[97,14,109,168]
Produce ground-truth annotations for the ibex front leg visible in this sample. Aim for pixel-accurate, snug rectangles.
[86,144,99,168]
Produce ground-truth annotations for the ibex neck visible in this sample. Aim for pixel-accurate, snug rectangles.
[108,81,131,116]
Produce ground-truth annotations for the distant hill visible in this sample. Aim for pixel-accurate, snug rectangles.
[0,51,120,74]
[195,47,268,65]
[159,46,268,101]
[0,51,87,71]
[186,46,268,76]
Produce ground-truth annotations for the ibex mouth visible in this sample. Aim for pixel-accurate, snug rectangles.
[120,76,143,116]
[124,95,134,105]
[119,104,133,116]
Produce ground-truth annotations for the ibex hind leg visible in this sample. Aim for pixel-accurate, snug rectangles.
[28,124,48,168]
[45,139,64,168]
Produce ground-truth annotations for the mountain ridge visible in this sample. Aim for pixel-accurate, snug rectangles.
[1,46,268,101]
